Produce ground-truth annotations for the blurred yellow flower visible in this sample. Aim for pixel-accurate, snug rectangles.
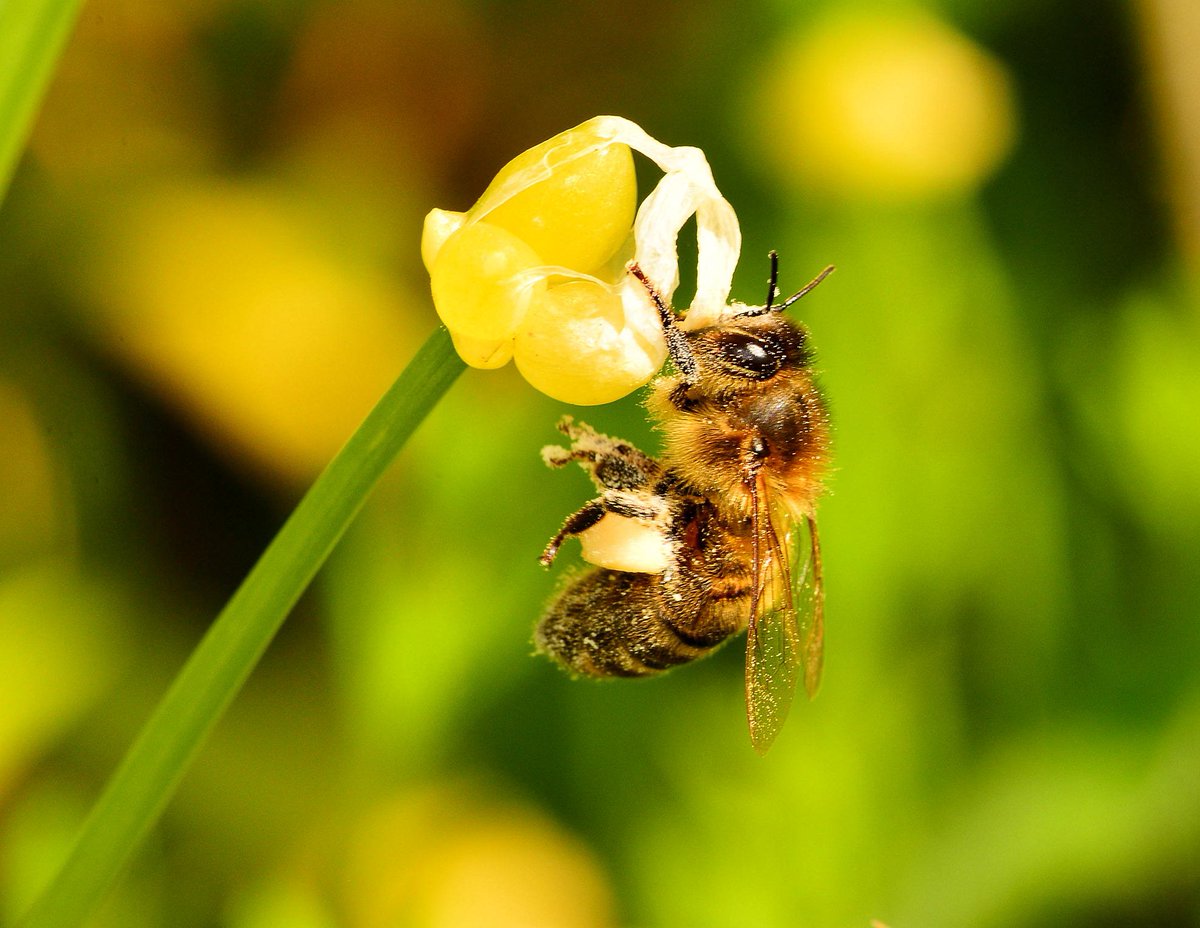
[342,787,615,928]
[751,12,1017,201]
[83,180,419,484]
[422,116,743,404]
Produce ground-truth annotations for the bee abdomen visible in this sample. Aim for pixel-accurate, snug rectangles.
[536,567,739,678]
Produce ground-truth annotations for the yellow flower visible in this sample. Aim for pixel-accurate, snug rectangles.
[750,12,1016,201]
[422,116,742,404]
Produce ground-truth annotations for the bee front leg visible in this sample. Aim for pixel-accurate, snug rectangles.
[542,416,662,493]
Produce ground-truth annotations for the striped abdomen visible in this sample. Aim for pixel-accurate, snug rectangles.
[535,513,754,677]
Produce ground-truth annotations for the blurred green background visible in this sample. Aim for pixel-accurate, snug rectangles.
[2,0,1198,925]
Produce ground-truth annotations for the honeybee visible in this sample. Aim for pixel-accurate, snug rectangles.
[535,253,833,753]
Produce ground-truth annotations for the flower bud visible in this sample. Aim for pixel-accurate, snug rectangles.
[449,331,514,370]
[429,220,545,342]
[478,133,635,274]
[423,116,743,403]
[421,208,466,272]
[513,280,666,405]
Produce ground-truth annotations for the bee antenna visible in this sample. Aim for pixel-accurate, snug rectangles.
[775,264,836,312]
[765,250,780,311]
[629,263,699,383]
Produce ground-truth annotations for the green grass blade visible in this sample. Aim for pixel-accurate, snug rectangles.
[19,326,464,928]
[0,0,83,203]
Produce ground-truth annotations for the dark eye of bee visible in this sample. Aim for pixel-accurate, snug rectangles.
[719,332,781,380]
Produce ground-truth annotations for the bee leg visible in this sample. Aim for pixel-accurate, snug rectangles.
[540,501,606,566]
[540,491,664,567]
[543,418,662,492]
[553,414,587,440]
[628,262,698,384]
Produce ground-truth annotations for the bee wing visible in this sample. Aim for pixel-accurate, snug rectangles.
[745,484,824,754]
[795,512,825,698]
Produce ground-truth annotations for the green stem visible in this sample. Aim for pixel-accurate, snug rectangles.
[19,327,464,928]
[0,0,84,203]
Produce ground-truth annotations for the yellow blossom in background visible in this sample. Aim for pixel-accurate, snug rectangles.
[751,11,1017,201]
[82,180,418,485]
[423,116,744,404]
[342,787,615,928]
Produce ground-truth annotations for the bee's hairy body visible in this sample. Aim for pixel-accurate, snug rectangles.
[537,497,754,677]
[536,308,830,679]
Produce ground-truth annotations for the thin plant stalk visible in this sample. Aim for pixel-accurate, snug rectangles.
[0,0,83,203]
[19,327,464,928]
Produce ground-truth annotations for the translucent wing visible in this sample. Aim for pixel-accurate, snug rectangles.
[745,478,824,754]
[796,512,825,698]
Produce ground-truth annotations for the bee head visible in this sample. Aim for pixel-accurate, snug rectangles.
[629,253,830,386]
[694,315,814,383]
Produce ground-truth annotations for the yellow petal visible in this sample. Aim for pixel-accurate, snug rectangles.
[449,331,515,369]
[430,221,546,342]
[513,279,666,405]
[472,127,635,275]
[421,208,466,271]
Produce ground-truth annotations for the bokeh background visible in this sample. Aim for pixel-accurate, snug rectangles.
[2,0,1198,925]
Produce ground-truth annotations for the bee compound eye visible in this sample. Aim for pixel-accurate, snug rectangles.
[720,333,781,380]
